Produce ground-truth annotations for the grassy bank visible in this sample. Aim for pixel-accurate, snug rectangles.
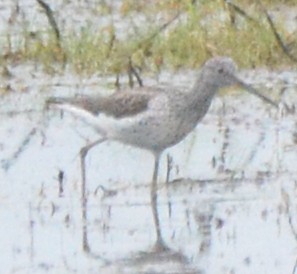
[1,0,296,79]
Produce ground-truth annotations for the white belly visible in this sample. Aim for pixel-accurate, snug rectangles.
[96,108,199,152]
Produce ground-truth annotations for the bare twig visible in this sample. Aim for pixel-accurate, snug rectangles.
[36,0,67,65]
[123,12,181,88]
[257,1,297,63]
[281,188,297,241]
[128,57,143,88]
[224,0,258,24]
[106,30,116,59]
[140,12,181,49]
[36,0,61,45]
[2,127,38,171]
[58,170,64,197]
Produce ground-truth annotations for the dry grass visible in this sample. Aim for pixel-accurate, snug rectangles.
[0,0,296,78]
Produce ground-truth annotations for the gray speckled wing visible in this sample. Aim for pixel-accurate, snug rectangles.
[46,87,160,118]
[97,91,157,118]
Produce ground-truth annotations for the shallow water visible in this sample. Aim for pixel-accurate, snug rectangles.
[0,61,297,274]
[0,1,297,274]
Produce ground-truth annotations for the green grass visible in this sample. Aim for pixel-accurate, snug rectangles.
[0,0,296,79]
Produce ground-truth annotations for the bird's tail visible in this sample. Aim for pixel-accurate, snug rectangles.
[46,96,80,109]
[45,96,106,136]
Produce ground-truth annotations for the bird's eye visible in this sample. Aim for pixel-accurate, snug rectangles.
[218,68,224,73]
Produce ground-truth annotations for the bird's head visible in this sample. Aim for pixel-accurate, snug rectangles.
[201,56,278,107]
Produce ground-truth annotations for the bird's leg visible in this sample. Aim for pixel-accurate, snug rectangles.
[151,153,168,251]
[80,138,106,254]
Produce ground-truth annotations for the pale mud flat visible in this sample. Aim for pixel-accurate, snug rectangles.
[0,62,296,274]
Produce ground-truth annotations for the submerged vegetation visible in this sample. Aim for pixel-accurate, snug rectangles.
[0,0,297,81]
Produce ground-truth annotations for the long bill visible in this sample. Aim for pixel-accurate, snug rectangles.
[230,74,278,108]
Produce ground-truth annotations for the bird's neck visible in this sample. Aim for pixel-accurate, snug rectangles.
[188,74,219,109]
